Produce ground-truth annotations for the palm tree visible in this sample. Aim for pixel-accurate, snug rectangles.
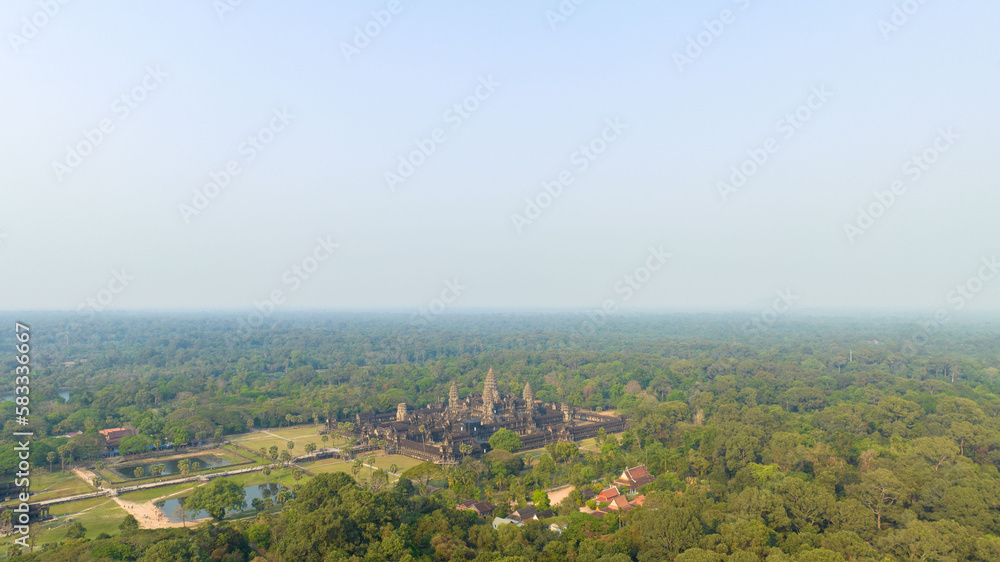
[418,424,427,454]
[351,459,363,479]
[279,451,291,476]
[321,434,329,447]
[175,498,188,527]
[367,454,377,477]
[389,463,398,475]
[177,459,191,478]
[57,445,70,472]
[133,466,144,479]
[276,489,292,505]
[150,464,164,483]
[259,447,268,462]
[304,443,316,455]
[191,461,200,473]
[262,466,271,485]
[46,452,56,473]
[293,470,302,483]
[269,446,279,464]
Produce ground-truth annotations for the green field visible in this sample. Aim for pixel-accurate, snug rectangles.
[0,497,128,552]
[119,482,199,503]
[22,471,94,503]
[372,454,421,474]
[231,424,349,453]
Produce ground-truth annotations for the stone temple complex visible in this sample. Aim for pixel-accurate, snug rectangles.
[346,367,627,465]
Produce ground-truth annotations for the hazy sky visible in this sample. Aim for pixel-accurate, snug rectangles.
[2,0,999,315]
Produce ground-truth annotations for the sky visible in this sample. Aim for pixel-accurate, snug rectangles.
[1,0,999,316]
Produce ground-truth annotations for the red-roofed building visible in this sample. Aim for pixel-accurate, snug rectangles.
[99,427,137,451]
[596,486,620,503]
[614,465,655,491]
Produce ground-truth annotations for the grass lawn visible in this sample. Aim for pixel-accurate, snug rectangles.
[119,482,199,503]
[0,497,128,552]
[232,425,344,454]
[298,459,354,476]
[372,455,421,473]
[21,470,94,503]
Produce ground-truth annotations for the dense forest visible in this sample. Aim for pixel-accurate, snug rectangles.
[5,312,1000,561]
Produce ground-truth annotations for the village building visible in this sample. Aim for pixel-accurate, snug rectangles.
[98,427,138,452]
[590,479,647,519]
[492,517,523,529]
[509,505,555,522]
[456,500,495,518]
[614,465,655,492]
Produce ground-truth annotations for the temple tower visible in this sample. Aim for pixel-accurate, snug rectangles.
[483,368,498,422]
[396,402,407,422]
[484,367,500,402]
[523,382,535,413]
[449,381,460,410]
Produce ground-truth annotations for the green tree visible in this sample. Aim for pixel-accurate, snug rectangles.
[532,488,550,510]
[64,521,86,539]
[119,514,139,533]
[247,522,272,549]
[489,428,522,453]
[57,444,71,472]
[149,463,165,482]
[851,468,903,531]
[134,466,145,479]
[174,501,189,527]
[46,451,56,473]
[184,478,246,521]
